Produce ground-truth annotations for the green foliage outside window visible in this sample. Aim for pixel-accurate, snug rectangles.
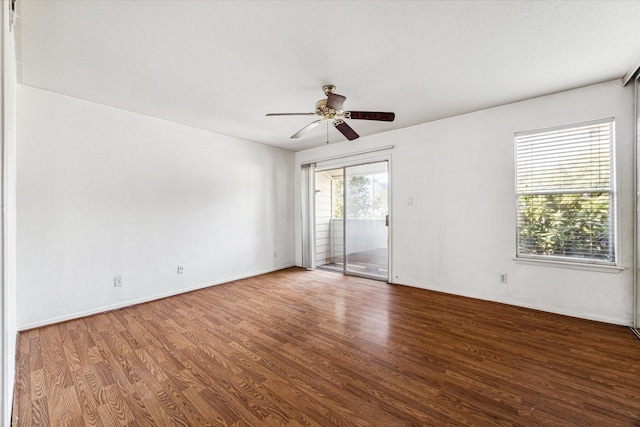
[332,175,387,220]
[518,192,613,261]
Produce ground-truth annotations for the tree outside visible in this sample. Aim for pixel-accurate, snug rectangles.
[518,192,613,261]
[332,174,387,220]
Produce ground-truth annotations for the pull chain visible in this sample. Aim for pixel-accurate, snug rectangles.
[326,120,329,144]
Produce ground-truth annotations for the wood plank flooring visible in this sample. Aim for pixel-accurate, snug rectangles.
[13,267,640,426]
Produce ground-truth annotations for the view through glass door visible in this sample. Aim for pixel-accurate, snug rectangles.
[314,161,388,280]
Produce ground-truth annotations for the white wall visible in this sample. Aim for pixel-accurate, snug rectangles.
[17,85,295,329]
[295,80,635,325]
[2,1,17,424]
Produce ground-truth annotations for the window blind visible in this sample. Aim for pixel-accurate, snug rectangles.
[515,118,615,263]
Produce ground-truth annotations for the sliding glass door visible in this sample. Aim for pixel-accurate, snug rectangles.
[344,162,388,279]
[314,161,389,280]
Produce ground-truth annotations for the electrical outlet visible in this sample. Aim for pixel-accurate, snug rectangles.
[177,265,184,274]
[114,276,123,287]
[499,273,508,284]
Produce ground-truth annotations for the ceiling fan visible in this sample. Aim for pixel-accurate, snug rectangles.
[266,85,395,141]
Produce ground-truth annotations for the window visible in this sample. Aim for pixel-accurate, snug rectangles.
[515,118,615,264]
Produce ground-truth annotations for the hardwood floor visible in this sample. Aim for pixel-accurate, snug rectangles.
[13,267,640,426]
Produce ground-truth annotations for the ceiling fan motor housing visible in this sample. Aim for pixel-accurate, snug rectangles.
[315,99,341,119]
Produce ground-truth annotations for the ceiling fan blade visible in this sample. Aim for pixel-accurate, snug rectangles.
[333,119,359,141]
[326,93,347,110]
[266,113,316,117]
[291,119,324,139]
[343,111,395,121]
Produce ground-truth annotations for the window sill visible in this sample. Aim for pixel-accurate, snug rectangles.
[512,257,624,273]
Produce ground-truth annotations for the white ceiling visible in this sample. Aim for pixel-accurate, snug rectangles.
[15,0,640,152]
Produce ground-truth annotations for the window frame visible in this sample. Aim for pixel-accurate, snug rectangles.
[514,118,617,267]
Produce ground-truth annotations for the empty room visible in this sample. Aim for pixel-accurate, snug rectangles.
[2,0,640,425]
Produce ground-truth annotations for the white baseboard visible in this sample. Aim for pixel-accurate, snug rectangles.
[18,264,296,331]
[390,279,630,327]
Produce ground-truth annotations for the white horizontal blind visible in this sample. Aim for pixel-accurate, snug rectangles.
[515,118,615,263]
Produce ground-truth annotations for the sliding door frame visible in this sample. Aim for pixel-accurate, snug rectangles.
[310,152,393,282]
[301,163,315,269]
[635,74,640,329]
